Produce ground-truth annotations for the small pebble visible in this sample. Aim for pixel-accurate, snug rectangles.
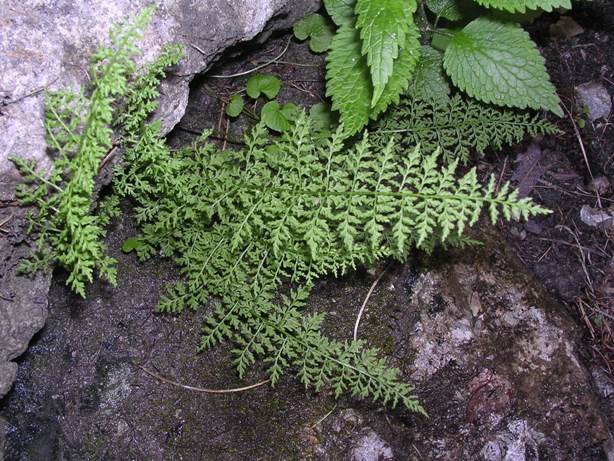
[524,220,543,235]
[587,176,612,196]
[510,227,527,241]
[550,16,584,38]
[575,81,612,121]
[579,205,614,230]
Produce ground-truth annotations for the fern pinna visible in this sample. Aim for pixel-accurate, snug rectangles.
[116,112,547,411]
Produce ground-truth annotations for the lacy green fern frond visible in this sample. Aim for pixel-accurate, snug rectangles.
[11,7,155,296]
[372,94,559,164]
[117,111,547,410]
[116,42,184,138]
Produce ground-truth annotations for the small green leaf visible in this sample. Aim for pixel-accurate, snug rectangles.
[261,101,299,132]
[323,0,356,26]
[474,0,571,13]
[293,14,335,53]
[309,103,333,132]
[122,237,144,253]
[246,74,282,100]
[443,17,562,116]
[225,94,244,117]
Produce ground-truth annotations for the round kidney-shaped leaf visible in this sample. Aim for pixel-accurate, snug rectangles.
[225,94,244,117]
[246,74,282,100]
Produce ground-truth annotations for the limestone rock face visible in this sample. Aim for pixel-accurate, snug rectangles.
[0,0,319,399]
[388,233,611,459]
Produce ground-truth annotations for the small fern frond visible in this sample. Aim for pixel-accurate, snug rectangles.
[373,94,560,164]
[11,8,157,295]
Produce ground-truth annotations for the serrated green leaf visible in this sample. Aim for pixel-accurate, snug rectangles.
[325,23,371,136]
[293,14,335,53]
[225,94,244,117]
[261,101,299,132]
[246,74,282,100]
[425,0,477,21]
[355,0,417,106]
[371,26,421,119]
[443,17,562,116]
[323,0,356,26]
[410,46,450,105]
[474,0,571,13]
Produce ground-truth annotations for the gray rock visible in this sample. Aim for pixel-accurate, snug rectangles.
[350,430,393,461]
[0,0,319,399]
[0,417,6,460]
[580,204,614,229]
[0,208,51,398]
[0,0,319,182]
[575,81,612,121]
[391,231,610,458]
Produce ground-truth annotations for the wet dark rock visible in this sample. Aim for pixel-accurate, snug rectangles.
[392,232,611,459]
[0,206,50,397]
[0,216,610,459]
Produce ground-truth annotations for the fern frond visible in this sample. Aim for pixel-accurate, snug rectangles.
[373,94,559,164]
[117,110,547,410]
[11,7,157,296]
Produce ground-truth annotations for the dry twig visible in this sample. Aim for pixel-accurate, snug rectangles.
[140,366,269,394]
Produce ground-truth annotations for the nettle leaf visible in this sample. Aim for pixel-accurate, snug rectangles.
[225,94,244,117]
[293,14,335,53]
[323,0,356,26]
[261,101,299,132]
[443,17,562,116]
[371,27,421,119]
[325,23,371,136]
[246,74,282,100]
[474,0,571,13]
[425,0,476,21]
[410,46,450,105]
[355,0,417,106]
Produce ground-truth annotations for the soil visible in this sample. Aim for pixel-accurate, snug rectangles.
[1,1,614,459]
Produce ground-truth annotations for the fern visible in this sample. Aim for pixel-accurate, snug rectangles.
[372,94,560,164]
[10,7,155,297]
[116,110,547,410]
